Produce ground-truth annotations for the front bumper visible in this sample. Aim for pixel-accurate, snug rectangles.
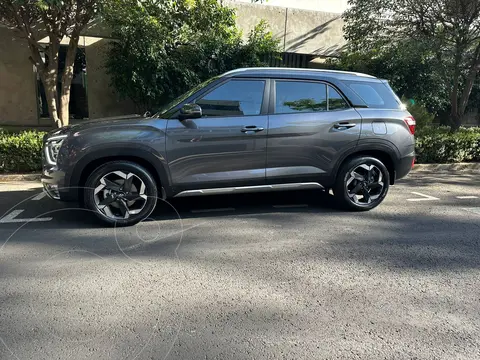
[41,165,77,202]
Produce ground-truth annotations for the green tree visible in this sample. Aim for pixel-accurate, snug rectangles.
[104,0,280,112]
[0,0,103,127]
[343,0,480,129]
[325,44,450,114]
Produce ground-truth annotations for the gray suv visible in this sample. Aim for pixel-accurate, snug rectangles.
[41,68,416,226]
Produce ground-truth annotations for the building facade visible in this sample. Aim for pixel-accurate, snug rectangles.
[0,1,346,129]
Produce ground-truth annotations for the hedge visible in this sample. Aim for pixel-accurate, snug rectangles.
[0,131,46,173]
[0,127,479,173]
[415,126,480,164]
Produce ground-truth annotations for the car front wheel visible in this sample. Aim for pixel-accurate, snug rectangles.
[84,161,158,226]
[334,156,390,211]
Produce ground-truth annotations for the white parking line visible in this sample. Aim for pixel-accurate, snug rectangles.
[273,204,309,208]
[0,210,52,223]
[31,192,46,201]
[191,208,235,213]
[456,196,479,199]
[407,192,440,202]
[462,207,480,215]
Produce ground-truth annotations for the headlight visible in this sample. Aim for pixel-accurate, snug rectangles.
[44,135,67,165]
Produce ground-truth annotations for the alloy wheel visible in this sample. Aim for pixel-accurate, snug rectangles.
[94,171,148,220]
[345,164,384,205]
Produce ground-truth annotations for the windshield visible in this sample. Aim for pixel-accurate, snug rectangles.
[153,76,219,118]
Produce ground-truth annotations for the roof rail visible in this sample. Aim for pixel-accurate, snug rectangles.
[223,67,375,78]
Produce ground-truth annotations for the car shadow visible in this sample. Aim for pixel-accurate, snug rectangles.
[0,188,341,231]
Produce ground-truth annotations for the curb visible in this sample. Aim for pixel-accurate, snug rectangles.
[413,163,480,172]
[0,173,42,182]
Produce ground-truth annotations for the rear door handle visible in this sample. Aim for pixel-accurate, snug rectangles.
[241,126,264,133]
[333,122,356,129]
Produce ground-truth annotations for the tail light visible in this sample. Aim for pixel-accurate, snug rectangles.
[404,116,416,135]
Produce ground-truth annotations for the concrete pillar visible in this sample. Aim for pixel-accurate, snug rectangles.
[85,38,136,119]
[0,27,39,127]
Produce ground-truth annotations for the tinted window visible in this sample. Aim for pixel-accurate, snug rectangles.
[275,81,327,114]
[344,81,401,109]
[328,86,349,110]
[196,80,265,117]
[158,76,219,117]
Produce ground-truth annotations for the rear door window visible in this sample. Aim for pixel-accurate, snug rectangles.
[274,81,351,113]
[275,81,327,114]
[344,81,402,109]
[328,86,349,110]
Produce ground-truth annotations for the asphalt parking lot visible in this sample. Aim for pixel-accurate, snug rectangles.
[1,170,479,359]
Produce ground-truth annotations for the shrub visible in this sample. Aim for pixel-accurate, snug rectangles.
[415,126,480,163]
[403,98,435,130]
[0,131,46,173]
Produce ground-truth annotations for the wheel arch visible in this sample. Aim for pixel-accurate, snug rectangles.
[69,147,171,204]
[333,143,399,186]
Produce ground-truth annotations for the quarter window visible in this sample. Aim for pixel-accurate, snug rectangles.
[196,80,265,117]
[343,81,402,109]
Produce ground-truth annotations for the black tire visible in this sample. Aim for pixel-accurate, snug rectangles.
[84,161,158,226]
[333,156,390,211]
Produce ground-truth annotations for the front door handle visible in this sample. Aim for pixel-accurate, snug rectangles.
[333,122,356,129]
[241,126,264,133]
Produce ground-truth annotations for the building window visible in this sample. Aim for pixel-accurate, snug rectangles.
[37,46,89,120]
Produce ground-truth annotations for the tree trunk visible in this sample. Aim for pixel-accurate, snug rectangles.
[449,45,463,131]
[459,43,480,117]
[449,82,461,130]
[40,52,62,127]
[42,73,61,126]
[42,37,64,127]
[58,35,80,127]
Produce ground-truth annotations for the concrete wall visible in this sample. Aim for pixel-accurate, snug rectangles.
[85,39,136,119]
[285,9,344,56]
[227,1,346,56]
[234,0,348,13]
[0,27,39,126]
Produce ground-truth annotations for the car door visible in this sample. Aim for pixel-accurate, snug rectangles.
[166,78,269,189]
[266,79,362,183]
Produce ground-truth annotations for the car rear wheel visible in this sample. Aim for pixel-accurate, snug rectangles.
[334,156,390,211]
[84,161,158,226]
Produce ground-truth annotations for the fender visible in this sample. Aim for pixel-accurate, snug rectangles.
[67,143,172,195]
[330,138,401,184]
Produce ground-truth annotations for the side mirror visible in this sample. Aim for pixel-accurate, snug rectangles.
[179,103,202,120]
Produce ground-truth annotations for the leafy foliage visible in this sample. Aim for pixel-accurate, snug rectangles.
[342,0,480,128]
[402,97,435,130]
[325,45,449,114]
[0,131,46,173]
[416,127,480,163]
[104,0,280,112]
